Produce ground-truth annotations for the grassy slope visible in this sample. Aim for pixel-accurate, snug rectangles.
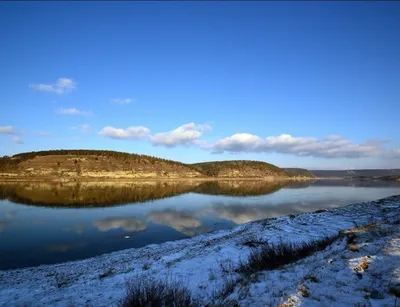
[0,150,205,178]
[283,168,316,178]
[0,150,292,179]
[190,160,286,178]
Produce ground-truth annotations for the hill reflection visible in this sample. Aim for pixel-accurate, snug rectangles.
[0,180,309,208]
[193,180,288,196]
[0,181,200,208]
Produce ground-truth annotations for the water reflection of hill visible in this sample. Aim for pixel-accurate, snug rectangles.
[0,182,200,208]
[1,179,397,208]
[0,180,296,207]
[193,180,288,196]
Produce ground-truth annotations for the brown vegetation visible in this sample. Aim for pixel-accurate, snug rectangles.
[283,168,316,178]
[237,235,339,275]
[120,278,195,307]
[0,150,205,180]
[0,150,310,180]
[191,160,285,178]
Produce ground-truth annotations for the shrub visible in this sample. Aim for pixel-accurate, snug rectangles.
[99,268,114,279]
[237,235,339,275]
[389,287,400,298]
[54,271,72,288]
[120,277,195,307]
[349,245,359,252]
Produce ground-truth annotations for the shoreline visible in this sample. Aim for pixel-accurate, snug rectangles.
[0,176,317,183]
[0,195,399,306]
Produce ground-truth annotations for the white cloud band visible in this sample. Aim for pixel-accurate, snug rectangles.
[0,126,17,134]
[57,108,92,116]
[30,78,77,95]
[212,133,386,158]
[149,123,212,147]
[99,126,150,139]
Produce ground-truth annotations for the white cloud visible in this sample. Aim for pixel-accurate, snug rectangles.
[71,124,91,133]
[0,126,17,134]
[99,126,150,140]
[57,108,92,116]
[93,217,146,232]
[212,133,386,159]
[29,78,77,94]
[111,98,133,104]
[149,123,211,147]
[12,137,23,144]
[389,148,400,159]
[148,210,203,236]
[31,131,52,136]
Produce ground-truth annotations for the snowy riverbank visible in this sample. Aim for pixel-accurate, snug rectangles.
[1,195,399,306]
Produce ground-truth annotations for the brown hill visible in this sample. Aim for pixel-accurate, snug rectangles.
[0,150,204,180]
[190,160,286,178]
[283,168,316,178]
[0,150,304,180]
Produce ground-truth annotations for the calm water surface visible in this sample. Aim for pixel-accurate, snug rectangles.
[1,179,399,270]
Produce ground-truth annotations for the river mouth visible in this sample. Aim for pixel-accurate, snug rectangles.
[1,179,400,270]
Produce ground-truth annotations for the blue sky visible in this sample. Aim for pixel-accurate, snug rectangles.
[0,2,399,169]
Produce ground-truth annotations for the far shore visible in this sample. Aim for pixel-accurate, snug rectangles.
[0,176,318,183]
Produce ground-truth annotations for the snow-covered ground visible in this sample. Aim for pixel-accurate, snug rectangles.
[1,195,399,307]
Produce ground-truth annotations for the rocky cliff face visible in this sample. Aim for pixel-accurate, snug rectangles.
[0,154,205,180]
[0,151,305,180]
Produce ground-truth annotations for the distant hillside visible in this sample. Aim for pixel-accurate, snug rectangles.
[0,150,295,180]
[0,150,205,179]
[283,168,316,178]
[311,169,400,178]
[375,175,400,182]
[190,160,286,178]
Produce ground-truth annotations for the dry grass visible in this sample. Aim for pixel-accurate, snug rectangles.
[389,287,400,298]
[349,245,360,253]
[298,284,310,297]
[304,275,319,283]
[278,297,297,307]
[345,223,378,234]
[119,278,195,307]
[353,257,370,279]
[191,160,285,178]
[237,235,339,275]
